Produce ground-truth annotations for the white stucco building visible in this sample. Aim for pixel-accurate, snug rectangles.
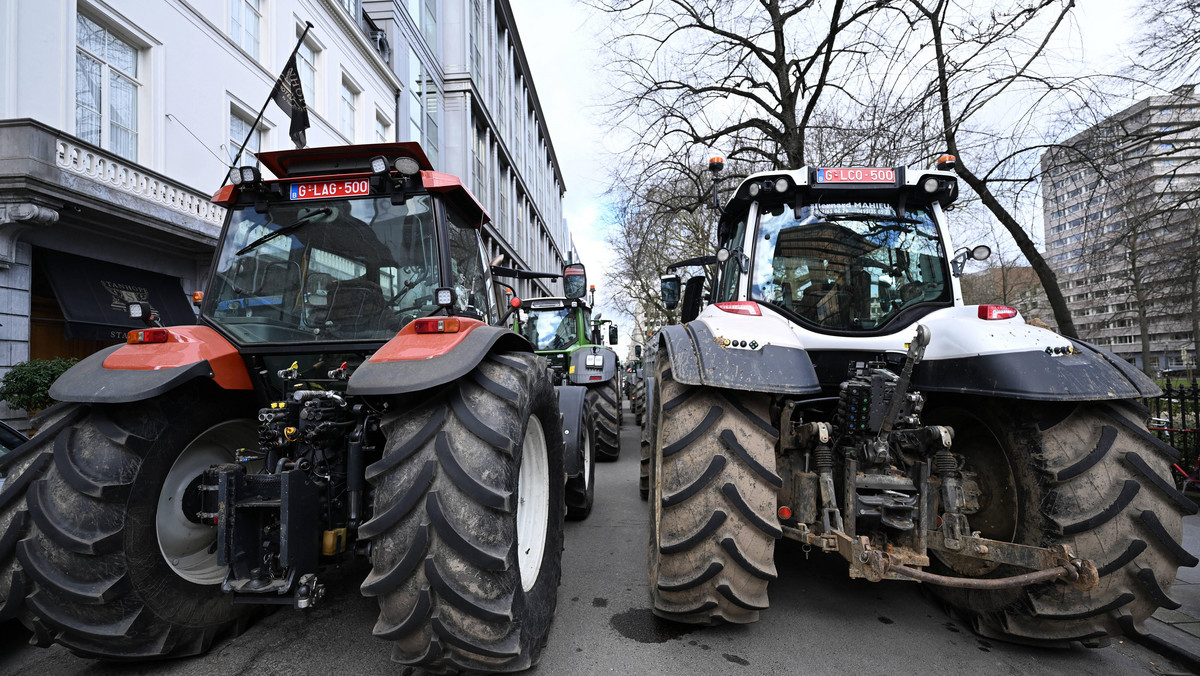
[0,0,572,424]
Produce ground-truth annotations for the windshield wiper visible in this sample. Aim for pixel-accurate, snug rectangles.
[236,208,332,256]
[823,212,922,225]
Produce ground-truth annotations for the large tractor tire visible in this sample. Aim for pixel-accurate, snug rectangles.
[565,413,596,521]
[647,361,780,624]
[587,381,620,462]
[924,398,1198,646]
[0,404,84,624]
[17,382,259,659]
[360,351,565,672]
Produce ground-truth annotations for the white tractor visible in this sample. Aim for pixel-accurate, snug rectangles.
[642,156,1194,646]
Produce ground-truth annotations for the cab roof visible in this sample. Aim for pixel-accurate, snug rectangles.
[254,142,490,228]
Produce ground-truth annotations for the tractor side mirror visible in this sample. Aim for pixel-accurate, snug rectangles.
[680,276,705,323]
[609,325,618,344]
[564,263,587,299]
[661,274,681,310]
[950,244,992,277]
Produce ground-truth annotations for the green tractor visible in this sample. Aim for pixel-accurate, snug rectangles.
[505,265,621,519]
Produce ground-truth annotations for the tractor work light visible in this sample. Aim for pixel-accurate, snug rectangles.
[922,177,939,193]
[748,182,761,197]
[228,167,243,185]
[394,157,421,176]
[370,155,389,174]
[239,166,261,184]
[978,304,1018,320]
[774,177,789,193]
[435,287,456,307]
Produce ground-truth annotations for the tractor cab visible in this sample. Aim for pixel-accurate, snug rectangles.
[711,162,972,335]
[205,143,497,347]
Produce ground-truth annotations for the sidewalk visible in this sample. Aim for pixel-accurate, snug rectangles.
[1137,510,1200,671]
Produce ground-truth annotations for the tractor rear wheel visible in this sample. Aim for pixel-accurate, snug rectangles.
[588,382,620,461]
[924,398,1198,645]
[0,404,84,624]
[648,359,780,624]
[565,412,595,521]
[361,351,565,672]
[17,382,258,659]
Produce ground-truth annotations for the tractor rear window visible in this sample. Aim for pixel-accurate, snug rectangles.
[205,196,440,344]
[751,201,950,331]
[524,308,577,351]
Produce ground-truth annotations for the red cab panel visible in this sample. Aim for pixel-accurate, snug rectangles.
[102,325,253,390]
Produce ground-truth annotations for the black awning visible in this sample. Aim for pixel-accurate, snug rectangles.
[37,249,197,341]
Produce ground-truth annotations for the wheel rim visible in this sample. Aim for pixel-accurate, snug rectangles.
[156,420,257,585]
[517,415,550,592]
[929,408,1017,576]
[582,422,592,491]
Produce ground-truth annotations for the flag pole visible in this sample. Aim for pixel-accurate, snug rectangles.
[222,21,314,186]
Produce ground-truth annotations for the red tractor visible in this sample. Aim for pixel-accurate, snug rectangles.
[0,143,585,672]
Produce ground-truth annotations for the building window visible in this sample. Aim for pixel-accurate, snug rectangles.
[340,78,358,140]
[423,0,437,47]
[470,0,485,84]
[230,0,261,59]
[473,126,487,198]
[408,51,440,167]
[375,112,391,143]
[424,85,439,168]
[76,13,140,162]
[229,111,260,163]
[297,33,317,112]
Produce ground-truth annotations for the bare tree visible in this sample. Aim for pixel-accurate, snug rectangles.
[1133,0,1200,83]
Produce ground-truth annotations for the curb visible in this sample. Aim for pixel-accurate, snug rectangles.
[1130,618,1200,673]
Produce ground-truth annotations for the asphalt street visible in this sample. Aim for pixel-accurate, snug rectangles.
[0,406,1192,675]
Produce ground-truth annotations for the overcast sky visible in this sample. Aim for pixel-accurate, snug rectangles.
[507,0,1146,343]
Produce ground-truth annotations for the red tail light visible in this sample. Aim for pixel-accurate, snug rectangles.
[127,328,170,344]
[413,317,461,334]
[714,301,762,316]
[977,305,1018,320]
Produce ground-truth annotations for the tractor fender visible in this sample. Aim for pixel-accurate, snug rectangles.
[912,337,1161,401]
[556,384,588,479]
[347,321,531,396]
[567,346,617,385]
[658,322,821,395]
[49,325,253,404]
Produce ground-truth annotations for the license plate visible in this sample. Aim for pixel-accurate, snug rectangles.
[289,179,371,200]
[817,168,896,183]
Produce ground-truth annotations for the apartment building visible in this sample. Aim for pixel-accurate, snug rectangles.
[1041,84,1200,372]
[0,0,571,424]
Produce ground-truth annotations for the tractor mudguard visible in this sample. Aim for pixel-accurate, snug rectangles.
[348,322,531,396]
[48,326,253,404]
[567,346,617,385]
[912,338,1161,401]
[659,322,821,395]
[556,384,588,478]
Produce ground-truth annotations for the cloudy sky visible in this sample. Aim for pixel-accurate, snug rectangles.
[507,0,1146,343]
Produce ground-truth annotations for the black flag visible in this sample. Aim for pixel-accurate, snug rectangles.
[271,54,310,148]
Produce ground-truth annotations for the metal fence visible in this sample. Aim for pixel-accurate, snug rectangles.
[1145,380,1200,488]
